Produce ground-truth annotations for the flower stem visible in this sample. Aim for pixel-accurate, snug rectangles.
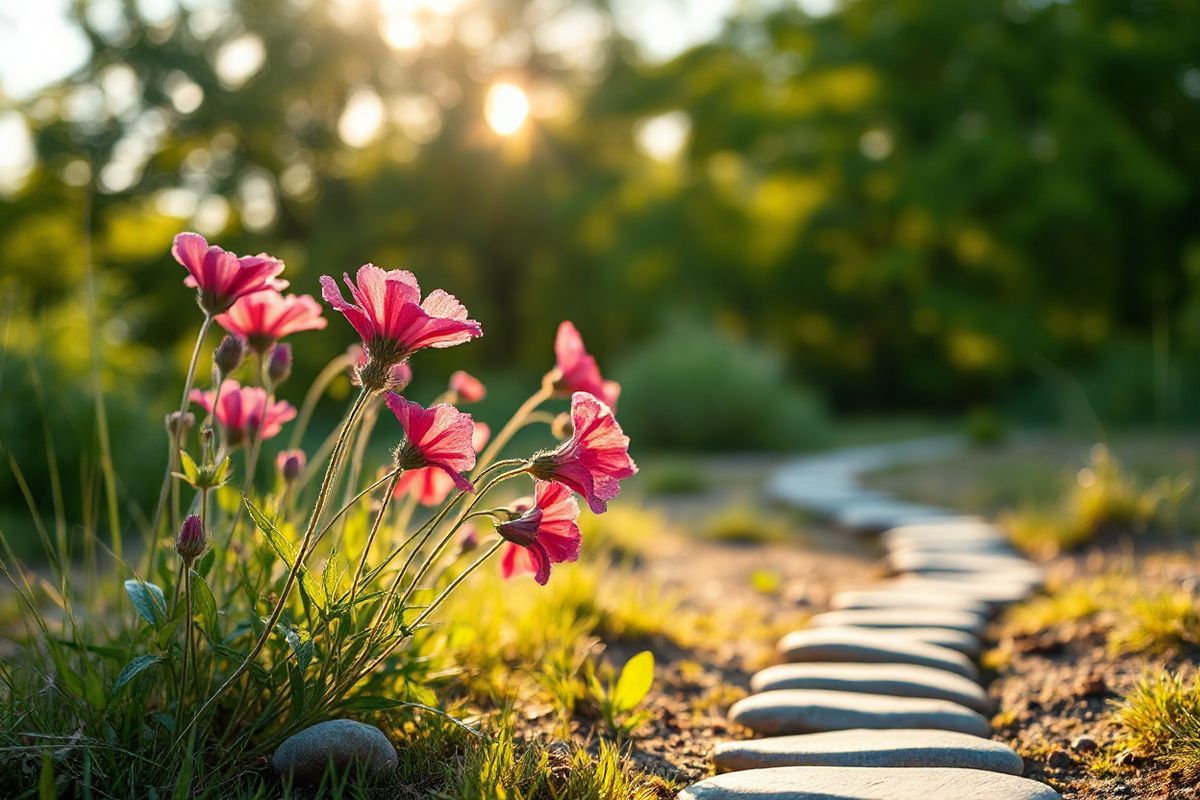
[288,353,354,451]
[473,382,553,475]
[172,387,371,750]
[148,314,213,575]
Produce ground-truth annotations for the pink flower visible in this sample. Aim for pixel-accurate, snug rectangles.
[393,422,490,505]
[530,392,637,514]
[498,481,582,585]
[172,232,287,315]
[215,291,326,352]
[190,379,297,447]
[385,394,477,493]
[553,321,620,409]
[449,370,486,403]
[320,264,482,388]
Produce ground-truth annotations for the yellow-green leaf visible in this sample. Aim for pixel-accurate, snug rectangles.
[612,650,654,713]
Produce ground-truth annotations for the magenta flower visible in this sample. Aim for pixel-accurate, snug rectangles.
[172,232,287,315]
[215,291,326,352]
[175,514,207,563]
[393,422,489,506]
[449,370,487,403]
[385,394,477,493]
[498,481,582,585]
[320,265,482,389]
[190,379,297,447]
[530,392,637,514]
[553,321,620,409]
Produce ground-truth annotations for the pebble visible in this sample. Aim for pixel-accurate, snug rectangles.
[830,589,990,617]
[712,728,1021,773]
[272,719,398,787]
[1071,735,1099,753]
[809,608,986,636]
[678,766,1062,799]
[777,628,978,679]
[1046,749,1074,769]
[728,689,991,737]
[749,662,993,713]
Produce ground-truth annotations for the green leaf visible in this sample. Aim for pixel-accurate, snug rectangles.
[177,451,200,487]
[113,655,164,696]
[124,580,167,626]
[612,650,654,713]
[190,570,217,632]
[196,548,216,579]
[341,695,409,712]
[284,626,313,671]
[244,496,325,610]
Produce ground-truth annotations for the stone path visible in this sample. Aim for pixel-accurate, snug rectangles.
[678,439,1061,799]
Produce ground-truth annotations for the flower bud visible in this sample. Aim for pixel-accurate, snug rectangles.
[276,449,306,484]
[267,343,292,386]
[457,524,479,555]
[449,370,486,403]
[165,410,195,439]
[175,514,207,564]
[214,335,246,375]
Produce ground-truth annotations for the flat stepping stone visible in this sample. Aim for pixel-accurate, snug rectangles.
[883,522,1010,550]
[679,766,1061,799]
[809,608,986,636]
[750,663,993,713]
[835,503,958,533]
[728,689,990,737]
[830,589,990,617]
[881,576,1036,606]
[778,628,978,679]
[868,627,980,656]
[712,728,1021,773]
[889,551,1043,582]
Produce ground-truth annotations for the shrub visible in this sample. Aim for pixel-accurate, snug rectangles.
[615,319,828,452]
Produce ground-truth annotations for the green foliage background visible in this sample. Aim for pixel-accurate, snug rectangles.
[3,0,1200,514]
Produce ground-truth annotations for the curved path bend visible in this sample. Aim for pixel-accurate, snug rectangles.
[678,439,1059,800]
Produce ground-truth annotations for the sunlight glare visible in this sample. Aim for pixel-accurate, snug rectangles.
[485,82,530,137]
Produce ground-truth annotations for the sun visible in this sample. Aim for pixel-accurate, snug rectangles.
[485,82,530,137]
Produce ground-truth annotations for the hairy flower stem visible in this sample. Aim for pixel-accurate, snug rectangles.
[172,387,371,750]
[473,381,553,475]
[348,538,506,689]
[176,565,194,721]
[148,314,213,576]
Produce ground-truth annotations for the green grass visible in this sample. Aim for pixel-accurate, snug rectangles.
[1112,672,1200,773]
[1004,573,1200,656]
[702,503,793,545]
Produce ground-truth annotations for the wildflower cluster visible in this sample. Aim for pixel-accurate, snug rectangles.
[139,232,637,755]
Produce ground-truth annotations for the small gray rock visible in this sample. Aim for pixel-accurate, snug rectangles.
[809,608,987,636]
[678,766,1062,799]
[777,627,978,679]
[712,728,1022,773]
[881,575,1036,606]
[729,689,991,737]
[272,719,398,787]
[749,662,993,713]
